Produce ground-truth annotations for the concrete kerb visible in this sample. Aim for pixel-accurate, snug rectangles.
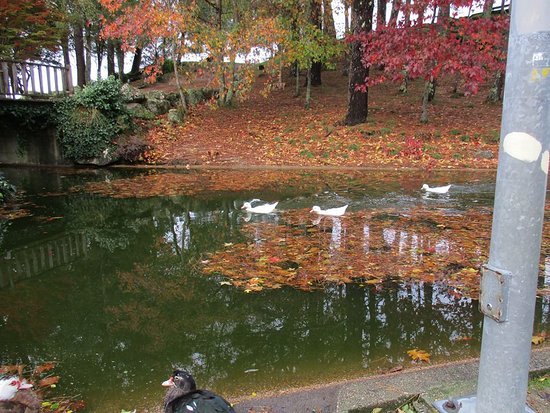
[336,347,550,413]
[234,347,550,412]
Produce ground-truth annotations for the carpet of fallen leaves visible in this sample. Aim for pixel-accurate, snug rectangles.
[203,206,550,299]
[138,69,502,169]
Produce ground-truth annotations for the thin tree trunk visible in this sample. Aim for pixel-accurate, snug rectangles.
[96,38,104,81]
[115,43,125,81]
[107,40,115,76]
[420,79,431,123]
[85,26,92,84]
[404,0,410,27]
[171,42,187,114]
[344,0,375,126]
[483,0,493,18]
[343,0,350,33]
[61,33,73,91]
[73,23,86,87]
[294,62,300,97]
[389,0,401,27]
[323,0,336,38]
[377,0,387,27]
[305,66,312,109]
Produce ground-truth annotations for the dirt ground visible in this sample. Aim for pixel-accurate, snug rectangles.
[137,69,503,170]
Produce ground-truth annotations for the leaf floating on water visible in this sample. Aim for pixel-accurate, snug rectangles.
[407,349,431,363]
[38,376,60,387]
[34,362,56,375]
[0,364,20,374]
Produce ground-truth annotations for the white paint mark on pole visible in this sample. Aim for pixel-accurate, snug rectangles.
[503,132,542,162]
[541,150,549,174]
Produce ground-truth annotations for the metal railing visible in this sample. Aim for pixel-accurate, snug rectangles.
[0,60,73,100]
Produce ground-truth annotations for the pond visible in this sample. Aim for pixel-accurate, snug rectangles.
[1,167,549,412]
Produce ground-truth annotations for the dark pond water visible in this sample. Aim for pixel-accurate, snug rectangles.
[0,167,549,412]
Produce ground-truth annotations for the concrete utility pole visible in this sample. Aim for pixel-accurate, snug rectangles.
[434,1,550,412]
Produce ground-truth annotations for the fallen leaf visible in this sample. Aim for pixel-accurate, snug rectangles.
[38,376,60,387]
[407,349,431,362]
[532,335,546,345]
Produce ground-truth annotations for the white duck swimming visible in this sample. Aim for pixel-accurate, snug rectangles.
[310,205,348,217]
[241,201,279,214]
[421,184,451,194]
[0,377,33,401]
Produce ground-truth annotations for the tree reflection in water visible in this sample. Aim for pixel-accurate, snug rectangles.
[0,168,548,412]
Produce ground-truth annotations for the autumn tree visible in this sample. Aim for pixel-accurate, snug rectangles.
[281,0,341,108]
[194,0,285,107]
[357,0,509,123]
[0,0,62,60]
[101,0,197,111]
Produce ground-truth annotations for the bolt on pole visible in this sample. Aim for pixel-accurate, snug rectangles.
[475,1,550,413]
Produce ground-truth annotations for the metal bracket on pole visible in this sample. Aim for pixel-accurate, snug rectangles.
[479,264,511,323]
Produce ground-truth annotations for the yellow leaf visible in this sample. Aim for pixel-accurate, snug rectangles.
[407,349,431,362]
[532,335,546,345]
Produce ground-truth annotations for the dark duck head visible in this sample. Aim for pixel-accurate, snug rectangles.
[162,370,235,413]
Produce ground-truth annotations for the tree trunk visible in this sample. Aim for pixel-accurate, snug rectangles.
[487,70,505,102]
[377,0,387,27]
[323,0,337,38]
[404,0,411,27]
[344,0,375,126]
[483,0,494,18]
[420,79,431,123]
[73,23,86,87]
[171,42,187,114]
[130,47,143,76]
[427,78,437,102]
[294,62,300,97]
[115,43,125,81]
[107,40,115,77]
[85,26,92,84]
[305,66,312,109]
[310,61,322,86]
[96,37,104,81]
[343,0,350,33]
[61,33,73,91]
[309,0,322,86]
[389,0,401,27]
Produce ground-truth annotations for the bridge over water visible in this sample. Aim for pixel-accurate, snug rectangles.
[0,59,73,100]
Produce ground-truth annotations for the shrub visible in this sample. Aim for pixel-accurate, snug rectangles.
[0,175,16,203]
[55,77,131,161]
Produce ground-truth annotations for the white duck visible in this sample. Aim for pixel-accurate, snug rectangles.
[421,184,451,194]
[241,201,279,214]
[0,377,33,401]
[310,205,348,217]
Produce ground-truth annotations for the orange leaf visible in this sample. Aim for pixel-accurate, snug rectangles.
[38,376,60,387]
[33,362,56,375]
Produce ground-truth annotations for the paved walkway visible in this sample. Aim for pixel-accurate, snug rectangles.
[234,347,550,413]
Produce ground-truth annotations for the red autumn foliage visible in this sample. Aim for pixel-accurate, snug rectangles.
[354,0,509,95]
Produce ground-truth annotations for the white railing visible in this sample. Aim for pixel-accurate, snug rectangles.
[0,60,73,99]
